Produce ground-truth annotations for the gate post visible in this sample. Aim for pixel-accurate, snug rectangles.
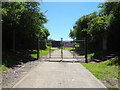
[85,37,88,63]
[61,38,63,59]
[49,40,51,58]
[73,39,75,58]
[37,37,40,60]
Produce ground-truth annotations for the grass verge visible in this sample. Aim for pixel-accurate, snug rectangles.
[82,57,119,88]
[30,49,50,58]
[63,47,75,49]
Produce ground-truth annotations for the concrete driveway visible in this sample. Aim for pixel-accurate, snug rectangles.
[13,49,106,88]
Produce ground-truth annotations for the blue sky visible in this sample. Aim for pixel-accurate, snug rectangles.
[40,2,102,40]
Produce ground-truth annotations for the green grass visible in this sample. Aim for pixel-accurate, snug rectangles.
[51,47,58,49]
[82,59,119,79]
[46,46,58,49]
[82,58,119,88]
[63,47,75,49]
[47,46,75,50]
[30,49,50,58]
[0,65,8,71]
[87,53,95,58]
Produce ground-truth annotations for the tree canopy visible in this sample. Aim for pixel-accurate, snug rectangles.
[69,2,120,52]
[2,2,50,50]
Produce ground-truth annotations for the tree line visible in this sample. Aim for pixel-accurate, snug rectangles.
[69,2,120,54]
[2,2,50,66]
[2,2,50,51]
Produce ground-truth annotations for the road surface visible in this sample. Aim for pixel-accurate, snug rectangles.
[13,49,106,88]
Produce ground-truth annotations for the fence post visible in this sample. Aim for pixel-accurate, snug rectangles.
[37,37,40,60]
[73,39,75,58]
[61,38,63,59]
[49,40,51,58]
[85,37,88,63]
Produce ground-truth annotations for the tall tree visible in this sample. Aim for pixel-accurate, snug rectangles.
[69,2,120,52]
[69,12,97,40]
[2,2,50,51]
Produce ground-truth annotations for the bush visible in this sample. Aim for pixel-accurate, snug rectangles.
[107,56,119,66]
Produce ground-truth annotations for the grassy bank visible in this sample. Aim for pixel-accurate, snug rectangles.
[82,57,119,88]
[2,49,51,71]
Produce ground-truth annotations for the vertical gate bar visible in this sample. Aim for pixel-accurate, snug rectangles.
[73,39,75,58]
[49,40,50,58]
[50,41,52,58]
[61,38,63,59]
[49,40,51,58]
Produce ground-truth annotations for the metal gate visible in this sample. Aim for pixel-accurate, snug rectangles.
[40,38,88,62]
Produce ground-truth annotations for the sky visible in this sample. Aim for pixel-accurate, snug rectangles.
[40,2,102,41]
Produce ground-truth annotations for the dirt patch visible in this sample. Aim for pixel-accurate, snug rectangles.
[101,77,119,88]
[2,60,41,88]
[88,59,119,88]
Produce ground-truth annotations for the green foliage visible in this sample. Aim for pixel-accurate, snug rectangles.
[88,15,109,38]
[2,2,50,50]
[2,2,50,67]
[102,57,119,66]
[69,29,76,39]
[69,12,97,40]
[0,65,8,71]
[87,53,95,58]
[69,2,120,52]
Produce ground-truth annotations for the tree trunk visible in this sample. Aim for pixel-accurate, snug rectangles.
[13,29,15,52]
[102,36,107,50]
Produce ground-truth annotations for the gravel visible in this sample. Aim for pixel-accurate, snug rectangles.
[2,59,41,88]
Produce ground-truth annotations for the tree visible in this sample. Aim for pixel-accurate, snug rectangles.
[69,1,120,52]
[69,29,76,39]
[2,2,50,51]
[98,2,120,51]
[69,12,98,40]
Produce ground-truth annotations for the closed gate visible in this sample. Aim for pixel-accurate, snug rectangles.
[40,38,88,62]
